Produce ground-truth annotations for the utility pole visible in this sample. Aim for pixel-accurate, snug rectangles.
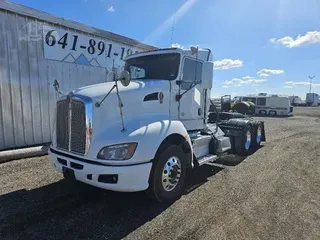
[309,76,315,93]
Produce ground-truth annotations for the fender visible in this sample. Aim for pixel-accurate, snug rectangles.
[88,114,193,166]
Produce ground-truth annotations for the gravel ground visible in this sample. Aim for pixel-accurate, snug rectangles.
[0,107,320,240]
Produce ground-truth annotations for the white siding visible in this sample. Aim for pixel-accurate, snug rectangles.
[0,7,153,150]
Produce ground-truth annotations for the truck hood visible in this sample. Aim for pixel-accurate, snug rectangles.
[73,79,171,137]
[74,80,168,101]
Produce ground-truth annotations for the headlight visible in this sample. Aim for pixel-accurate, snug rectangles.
[97,143,137,160]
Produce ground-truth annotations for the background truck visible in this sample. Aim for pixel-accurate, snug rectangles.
[49,47,266,202]
[289,96,303,106]
[218,94,293,116]
[306,93,320,106]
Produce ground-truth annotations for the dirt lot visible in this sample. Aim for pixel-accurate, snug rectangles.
[1,107,320,240]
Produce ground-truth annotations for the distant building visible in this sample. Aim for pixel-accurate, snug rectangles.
[0,1,155,150]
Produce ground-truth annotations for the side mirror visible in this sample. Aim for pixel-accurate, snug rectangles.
[201,61,213,89]
[119,70,131,87]
[176,80,182,85]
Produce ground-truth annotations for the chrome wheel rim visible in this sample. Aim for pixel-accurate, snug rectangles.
[162,156,181,192]
[256,126,262,143]
[245,130,251,150]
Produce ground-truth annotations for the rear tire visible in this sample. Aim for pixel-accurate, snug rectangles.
[269,110,277,116]
[234,124,253,156]
[252,122,263,150]
[146,145,187,203]
[232,102,250,115]
[259,110,267,115]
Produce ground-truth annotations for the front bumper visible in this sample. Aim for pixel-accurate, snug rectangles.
[49,148,152,192]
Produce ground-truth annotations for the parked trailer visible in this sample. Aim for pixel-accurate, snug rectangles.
[49,47,266,202]
[232,94,293,116]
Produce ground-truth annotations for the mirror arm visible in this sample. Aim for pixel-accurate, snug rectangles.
[175,81,200,101]
[53,79,64,96]
[95,83,117,107]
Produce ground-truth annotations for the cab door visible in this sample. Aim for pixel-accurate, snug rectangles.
[178,57,205,129]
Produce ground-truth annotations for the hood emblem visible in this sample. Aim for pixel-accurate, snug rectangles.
[159,92,164,104]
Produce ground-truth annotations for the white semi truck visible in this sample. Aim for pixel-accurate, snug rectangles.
[306,93,320,106]
[49,47,266,202]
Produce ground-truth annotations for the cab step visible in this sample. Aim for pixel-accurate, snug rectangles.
[196,154,228,169]
[197,154,219,166]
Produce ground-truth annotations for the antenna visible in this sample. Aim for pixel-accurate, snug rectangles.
[194,46,199,82]
[170,13,176,46]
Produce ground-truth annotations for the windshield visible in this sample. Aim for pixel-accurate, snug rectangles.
[124,53,180,80]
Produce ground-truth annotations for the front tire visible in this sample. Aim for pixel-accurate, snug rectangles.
[146,145,187,203]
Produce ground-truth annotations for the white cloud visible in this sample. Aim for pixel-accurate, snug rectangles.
[259,73,269,78]
[269,31,320,48]
[222,85,229,88]
[170,43,201,49]
[284,86,293,89]
[213,59,243,70]
[108,6,115,12]
[225,76,267,86]
[171,43,183,48]
[285,81,320,87]
[242,76,253,80]
[269,38,276,43]
[257,69,284,77]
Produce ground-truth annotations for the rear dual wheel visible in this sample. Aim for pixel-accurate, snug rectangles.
[234,124,253,156]
[252,122,263,149]
[234,122,263,156]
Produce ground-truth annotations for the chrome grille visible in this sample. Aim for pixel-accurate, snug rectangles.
[56,95,92,155]
[56,100,70,150]
[70,100,86,154]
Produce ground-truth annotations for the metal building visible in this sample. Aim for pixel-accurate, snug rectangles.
[0,1,155,150]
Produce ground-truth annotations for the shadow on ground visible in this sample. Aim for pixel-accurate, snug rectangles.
[0,152,252,240]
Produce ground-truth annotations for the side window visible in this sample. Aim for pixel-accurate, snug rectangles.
[181,58,203,90]
[182,58,203,81]
[130,66,145,79]
[257,98,266,106]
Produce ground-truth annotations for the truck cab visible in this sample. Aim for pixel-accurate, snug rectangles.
[306,93,320,106]
[49,47,266,202]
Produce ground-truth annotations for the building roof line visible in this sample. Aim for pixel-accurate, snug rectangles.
[0,1,157,50]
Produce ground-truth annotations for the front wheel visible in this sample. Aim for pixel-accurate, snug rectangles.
[146,145,187,202]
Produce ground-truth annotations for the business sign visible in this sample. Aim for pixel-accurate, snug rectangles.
[43,26,140,69]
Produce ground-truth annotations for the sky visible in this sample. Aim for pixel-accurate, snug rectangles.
[12,0,320,99]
